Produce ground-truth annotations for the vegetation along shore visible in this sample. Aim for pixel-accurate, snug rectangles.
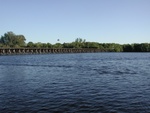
[0,32,150,54]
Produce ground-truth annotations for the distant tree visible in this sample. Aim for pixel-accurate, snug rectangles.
[113,44,123,52]
[99,44,105,50]
[63,43,74,48]
[53,43,63,48]
[123,44,134,52]
[73,38,86,48]
[42,43,48,48]
[34,42,43,48]
[85,42,99,48]
[15,35,26,47]
[140,43,150,52]
[0,43,3,47]
[133,43,142,52]
[27,42,34,48]
[0,32,26,47]
[46,43,52,48]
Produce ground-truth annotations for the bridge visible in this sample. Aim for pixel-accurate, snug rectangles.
[0,48,109,55]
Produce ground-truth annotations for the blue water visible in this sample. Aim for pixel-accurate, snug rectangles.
[0,53,150,113]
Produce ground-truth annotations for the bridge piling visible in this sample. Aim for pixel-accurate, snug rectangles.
[0,48,106,55]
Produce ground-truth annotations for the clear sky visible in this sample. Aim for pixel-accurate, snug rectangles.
[0,0,150,44]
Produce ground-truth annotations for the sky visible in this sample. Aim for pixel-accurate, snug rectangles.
[0,0,150,44]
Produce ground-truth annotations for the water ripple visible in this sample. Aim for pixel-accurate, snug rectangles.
[0,53,150,113]
[0,63,73,68]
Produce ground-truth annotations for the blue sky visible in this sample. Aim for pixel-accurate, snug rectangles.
[0,0,150,44]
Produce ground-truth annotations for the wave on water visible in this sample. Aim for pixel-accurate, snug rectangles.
[92,67,137,75]
[0,63,73,68]
[0,62,138,75]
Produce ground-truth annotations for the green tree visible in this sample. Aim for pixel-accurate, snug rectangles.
[34,42,43,48]
[27,42,34,48]
[0,32,26,47]
[63,43,74,48]
[123,44,134,52]
[46,43,52,48]
[0,43,3,47]
[73,38,86,48]
[140,43,150,52]
[85,42,99,48]
[53,43,63,48]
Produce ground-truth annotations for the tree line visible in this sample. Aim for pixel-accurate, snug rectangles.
[0,32,150,52]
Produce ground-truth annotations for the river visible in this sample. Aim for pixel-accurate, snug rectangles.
[0,53,150,113]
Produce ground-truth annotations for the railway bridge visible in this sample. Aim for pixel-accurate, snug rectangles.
[0,48,108,55]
